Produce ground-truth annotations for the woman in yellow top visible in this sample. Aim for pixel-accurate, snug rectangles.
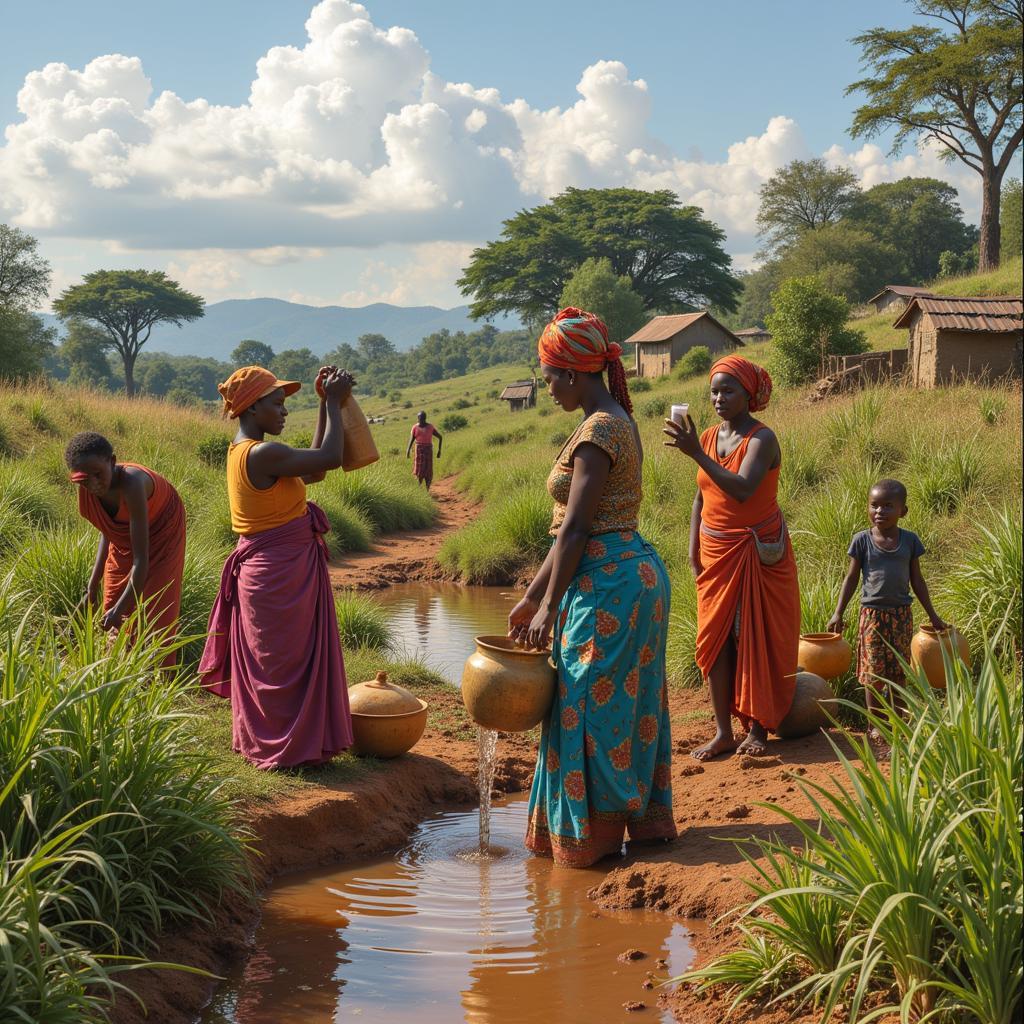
[508,307,675,868]
[200,364,355,769]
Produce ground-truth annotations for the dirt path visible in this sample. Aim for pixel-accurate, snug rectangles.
[328,475,479,590]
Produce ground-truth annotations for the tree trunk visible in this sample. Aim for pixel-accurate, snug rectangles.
[122,350,137,398]
[978,165,1003,272]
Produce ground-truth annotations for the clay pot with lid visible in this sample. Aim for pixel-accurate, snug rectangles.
[348,671,428,757]
[774,671,835,740]
[798,632,853,680]
[461,635,556,733]
[911,624,970,689]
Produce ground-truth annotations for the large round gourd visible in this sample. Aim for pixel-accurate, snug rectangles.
[349,671,427,757]
[461,635,556,733]
[774,671,834,739]
[798,632,852,680]
[911,624,970,689]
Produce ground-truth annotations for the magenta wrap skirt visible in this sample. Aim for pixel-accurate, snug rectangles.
[200,502,353,769]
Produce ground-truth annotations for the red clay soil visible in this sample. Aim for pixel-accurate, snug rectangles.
[110,477,860,1024]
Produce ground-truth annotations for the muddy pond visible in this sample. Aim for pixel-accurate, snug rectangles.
[200,795,696,1023]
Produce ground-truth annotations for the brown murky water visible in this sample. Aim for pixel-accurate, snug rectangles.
[371,583,522,683]
[199,795,696,1024]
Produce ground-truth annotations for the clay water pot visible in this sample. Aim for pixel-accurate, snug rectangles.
[798,632,853,680]
[911,624,970,689]
[348,671,427,757]
[461,635,556,733]
[341,396,380,472]
[774,671,834,740]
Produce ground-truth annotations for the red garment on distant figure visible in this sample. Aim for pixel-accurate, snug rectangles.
[694,424,800,731]
[77,463,186,664]
[411,423,437,485]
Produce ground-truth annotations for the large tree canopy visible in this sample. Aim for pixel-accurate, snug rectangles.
[558,258,646,343]
[848,0,1023,270]
[53,270,204,396]
[458,187,741,327]
[0,225,51,312]
[756,159,861,256]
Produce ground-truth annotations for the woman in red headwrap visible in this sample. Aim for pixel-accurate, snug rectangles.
[200,364,355,769]
[663,355,800,760]
[508,307,676,868]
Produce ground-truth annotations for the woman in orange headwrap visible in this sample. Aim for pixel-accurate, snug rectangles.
[508,307,675,867]
[663,355,800,760]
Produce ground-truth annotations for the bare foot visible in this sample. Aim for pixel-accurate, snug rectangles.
[736,722,769,756]
[690,733,741,762]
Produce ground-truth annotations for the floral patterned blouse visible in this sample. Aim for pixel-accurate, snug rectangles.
[547,412,642,536]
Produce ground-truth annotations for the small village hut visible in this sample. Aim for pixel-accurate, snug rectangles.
[867,285,934,314]
[892,295,1023,387]
[624,312,741,379]
[734,327,772,343]
[499,380,536,411]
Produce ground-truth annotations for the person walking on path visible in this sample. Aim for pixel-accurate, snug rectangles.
[827,477,948,756]
[508,306,676,868]
[200,364,354,770]
[406,411,442,490]
[664,355,800,761]
[66,431,186,666]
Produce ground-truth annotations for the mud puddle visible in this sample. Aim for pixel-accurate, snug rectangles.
[200,794,696,1023]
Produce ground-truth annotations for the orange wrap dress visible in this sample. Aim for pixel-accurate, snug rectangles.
[78,464,186,664]
[695,424,800,731]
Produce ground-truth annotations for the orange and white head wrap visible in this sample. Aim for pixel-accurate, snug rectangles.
[537,307,633,415]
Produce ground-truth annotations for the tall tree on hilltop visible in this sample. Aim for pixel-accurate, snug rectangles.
[847,0,1023,270]
[458,187,741,328]
[54,270,204,396]
[756,159,861,257]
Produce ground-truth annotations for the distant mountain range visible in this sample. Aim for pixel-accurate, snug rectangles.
[40,298,520,359]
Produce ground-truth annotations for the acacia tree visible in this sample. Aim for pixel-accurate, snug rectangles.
[756,159,861,256]
[54,270,204,396]
[848,0,1023,270]
[458,187,741,327]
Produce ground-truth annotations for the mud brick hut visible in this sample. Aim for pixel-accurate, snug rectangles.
[868,284,934,314]
[625,312,741,379]
[734,326,772,343]
[499,379,536,411]
[893,295,1023,387]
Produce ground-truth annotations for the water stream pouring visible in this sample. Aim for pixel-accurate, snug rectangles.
[476,727,499,853]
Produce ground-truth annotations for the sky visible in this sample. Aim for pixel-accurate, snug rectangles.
[0,0,996,312]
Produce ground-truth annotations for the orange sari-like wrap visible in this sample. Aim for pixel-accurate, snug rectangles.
[78,464,186,663]
[694,425,799,731]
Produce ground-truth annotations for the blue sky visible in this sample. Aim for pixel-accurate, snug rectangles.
[0,0,988,310]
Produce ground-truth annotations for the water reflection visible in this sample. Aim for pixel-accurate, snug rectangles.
[201,796,695,1024]
[372,583,522,683]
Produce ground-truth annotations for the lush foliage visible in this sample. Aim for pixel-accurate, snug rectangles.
[674,647,1022,1024]
[1002,178,1023,259]
[458,187,742,326]
[0,225,55,381]
[765,276,868,385]
[558,257,646,343]
[674,345,713,379]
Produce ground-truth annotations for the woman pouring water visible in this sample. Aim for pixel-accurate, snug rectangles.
[663,355,800,761]
[508,307,676,869]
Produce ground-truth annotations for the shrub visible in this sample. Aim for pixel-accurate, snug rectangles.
[451,397,472,410]
[441,414,469,432]
[640,396,667,420]
[196,434,230,468]
[485,425,534,446]
[674,345,713,379]
[549,429,571,447]
[630,377,652,392]
[389,391,402,403]
[334,593,392,651]
[979,394,1006,425]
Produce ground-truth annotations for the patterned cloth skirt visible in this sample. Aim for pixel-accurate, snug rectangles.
[856,605,914,688]
[525,531,677,868]
[412,442,433,485]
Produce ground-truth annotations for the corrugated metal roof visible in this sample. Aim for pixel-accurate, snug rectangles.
[868,284,934,303]
[735,326,771,337]
[892,295,1023,333]
[624,312,742,345]
[500,382,535,401]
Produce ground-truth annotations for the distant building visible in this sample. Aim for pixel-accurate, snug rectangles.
[499,379,536,411]
[624,312,742,379]
[867,285,934,314]
[893,295,1023,387]
[734,326,772,343]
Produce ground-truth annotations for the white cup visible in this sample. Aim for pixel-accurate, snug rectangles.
[670,403,689,426]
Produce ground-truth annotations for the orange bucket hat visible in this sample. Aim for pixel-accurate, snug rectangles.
[218,365,300,419]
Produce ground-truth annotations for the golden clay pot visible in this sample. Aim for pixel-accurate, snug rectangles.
[340,396,380,472]
[348,671,427,757]
[461,635,556,733]
[774,671,834,740]
[798,632,853,680]
[911,624,970,689]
